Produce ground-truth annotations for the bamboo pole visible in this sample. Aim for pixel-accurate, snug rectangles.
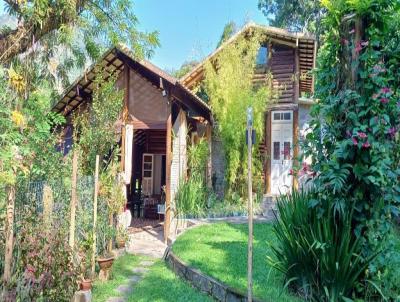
[247,107,253,302]
[91,155,100,277]
[69,150,78,248]
[3,182,16,284]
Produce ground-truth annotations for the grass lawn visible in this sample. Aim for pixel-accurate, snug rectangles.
[92,253,213,302]
[172,222,303,302]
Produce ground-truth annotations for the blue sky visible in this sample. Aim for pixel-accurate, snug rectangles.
[0,0,267,70]
[134,0,267,70]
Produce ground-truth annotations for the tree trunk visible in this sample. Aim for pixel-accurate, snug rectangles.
[3,184,16,284]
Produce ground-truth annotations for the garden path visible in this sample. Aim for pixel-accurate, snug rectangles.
[105,259,155,302]
[126,225,167,258]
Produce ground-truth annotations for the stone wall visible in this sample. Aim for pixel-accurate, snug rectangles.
[165,250,263,302]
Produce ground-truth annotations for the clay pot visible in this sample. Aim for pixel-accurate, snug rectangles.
[97,256,115,270]
[80,279,92,291]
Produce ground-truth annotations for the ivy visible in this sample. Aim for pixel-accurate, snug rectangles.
[303,0,400,298]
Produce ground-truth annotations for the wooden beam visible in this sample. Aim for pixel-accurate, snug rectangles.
[164,105,172,243]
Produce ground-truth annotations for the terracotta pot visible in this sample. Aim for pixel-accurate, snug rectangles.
[80,279,92,291]
[97,256,115,270]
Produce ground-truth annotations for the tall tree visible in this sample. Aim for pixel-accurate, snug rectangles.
[0,0,159,64]
[216,21,237,48]
[258,0,325,41]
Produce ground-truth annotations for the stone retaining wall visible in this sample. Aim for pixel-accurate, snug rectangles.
[165,250,263,302]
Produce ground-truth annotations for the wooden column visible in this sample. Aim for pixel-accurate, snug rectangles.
[164,106,172,243]
[121,64,130,172]
[265,112,271,194]
[293,109,299,191]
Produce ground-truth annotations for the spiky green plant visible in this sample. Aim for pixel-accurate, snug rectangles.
[268,190,379,301]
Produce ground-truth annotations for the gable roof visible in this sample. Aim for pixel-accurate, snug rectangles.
[180,22,316,93]
[52,45,211,121]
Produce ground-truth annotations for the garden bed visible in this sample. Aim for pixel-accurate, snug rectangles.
[171,222,303,302]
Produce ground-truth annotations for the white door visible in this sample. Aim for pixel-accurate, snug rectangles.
[271,111,293,195]
[142,154,153,196]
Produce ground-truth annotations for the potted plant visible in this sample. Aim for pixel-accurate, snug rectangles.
[116,226,128,248]
[78,235,94,291]
[96,160,125,280]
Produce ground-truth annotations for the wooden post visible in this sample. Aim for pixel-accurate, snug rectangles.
[69,150,78,248]
[164,106,172,244]
[247,107,253,302]
[42,184,54,227]
[3,183,16,284]
[91,155,100,277]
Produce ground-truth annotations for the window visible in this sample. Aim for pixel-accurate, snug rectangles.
[283,142,291,160]
[273,112,292,122]
[273,142,280,160]
[256,46,268,67]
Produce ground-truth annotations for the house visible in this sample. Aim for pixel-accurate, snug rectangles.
[181,23,317,196]
[52,46,212,241]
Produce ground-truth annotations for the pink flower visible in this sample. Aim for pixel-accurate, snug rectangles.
[357,132,367,139]
[352,137,358,145]
[362,141,371,148]
[381,87,392,94]
[289,169,294,176]
[380,97,389,104]
[349,29,355,34]
[361,41,369,47]
[372,93,379,100]
[354,42,363,53]
[388,127,396,138]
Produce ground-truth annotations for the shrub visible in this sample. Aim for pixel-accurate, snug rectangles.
[174,176,207,218]
[11,212,79,301]
[269,190,377,301]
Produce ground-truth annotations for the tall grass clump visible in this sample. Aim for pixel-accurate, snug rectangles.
[269,190,378,301]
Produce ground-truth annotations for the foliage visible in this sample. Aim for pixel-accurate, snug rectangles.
[171,60,199,79]
[216,21,237,48]
[174,176,207,218]
[10,211,78,301]
[269,190,377,301]
[172,222,301,301]
[73,69,123,174]
[203,32,271,198]
[300,0,400,298]
[1,0,160,67]
[258,0,325,37]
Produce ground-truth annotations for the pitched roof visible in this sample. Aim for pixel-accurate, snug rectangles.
[52,45,211,121]
[180,22,316,93]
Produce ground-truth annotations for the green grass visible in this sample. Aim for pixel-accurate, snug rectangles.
[92,254,141,302]
[127,261,213,302]
[92,253,213,302]
[172,222,303,302]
